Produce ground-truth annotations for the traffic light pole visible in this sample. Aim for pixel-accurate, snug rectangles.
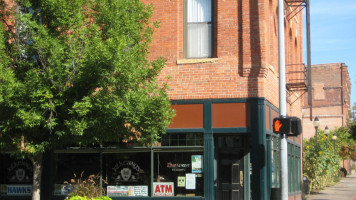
[278,0,288,199]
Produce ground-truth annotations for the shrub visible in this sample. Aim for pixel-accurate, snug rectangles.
[65,172,108,199]
[68,196,112,200]
[303,133,341,192]
[93,197,112,200]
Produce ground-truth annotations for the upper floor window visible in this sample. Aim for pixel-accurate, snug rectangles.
[185,0,213,58]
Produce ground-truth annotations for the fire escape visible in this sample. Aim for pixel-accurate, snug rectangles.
[284,0,308,92]
[283,0,312,113]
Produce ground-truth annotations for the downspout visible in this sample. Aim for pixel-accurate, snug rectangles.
[306,0,313,121]
[341,63,344,125]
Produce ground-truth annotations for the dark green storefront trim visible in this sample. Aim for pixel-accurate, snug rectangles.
[1,98,270,200]
[250,98,267,200]
[203,101,214,200]
[170,98,267,200]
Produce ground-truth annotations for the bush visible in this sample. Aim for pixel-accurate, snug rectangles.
[93,197,112,200]
[65,172,108,199]
[303,133,341,192]
[68,196,112,200]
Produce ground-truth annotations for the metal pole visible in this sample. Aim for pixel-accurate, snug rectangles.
[99,145,103,195]
[306,0,313,121]
[326,137,329,149]
[278,0,288,199]
[315,126,318,145]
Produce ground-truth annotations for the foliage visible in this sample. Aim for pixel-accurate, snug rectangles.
[0,0,173,199]
[68,196,112,200]
[339,144,356,160]
[333,127,356,160]
[349,102,356,140]
[65,172,107,199]
[303,131,341,192]
[303,126,356,192]
[0,0,173,154]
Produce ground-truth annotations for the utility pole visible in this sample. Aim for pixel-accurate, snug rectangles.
[278,0,288,199]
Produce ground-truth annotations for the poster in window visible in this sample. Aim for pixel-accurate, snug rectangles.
[177,176,186,187]
[107,186,129,197]
[185,173,196,190]
[153,182,174,196]
[131,186,148,196]
[191,155,202,173]
[53,184,74,196]
[1,185,32,196]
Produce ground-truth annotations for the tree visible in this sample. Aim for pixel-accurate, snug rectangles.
[349,102,356,140]
[0,0,174,199]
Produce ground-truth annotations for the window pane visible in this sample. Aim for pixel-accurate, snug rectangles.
[54,153,100,184]
[187,0,212,23]
[271,137,280,188]
[104,152,151,197]
[154,152,204,196]
[0,154,33,184]
[187,23,212,58]
[160,133,203,147]
[53,153,100,196]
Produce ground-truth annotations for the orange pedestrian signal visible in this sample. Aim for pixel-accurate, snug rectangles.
[274,120,282,132]
[273,117,290,134]
[272,117,302,136]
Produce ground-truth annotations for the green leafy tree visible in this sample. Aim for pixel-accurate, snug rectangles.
[303,126,356,192]
[303,131,341,192]
[0,0,174,199]
[348,102,356,140]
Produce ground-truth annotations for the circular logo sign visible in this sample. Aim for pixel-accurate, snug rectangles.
[111,161,142,184]
[7,160,33,183]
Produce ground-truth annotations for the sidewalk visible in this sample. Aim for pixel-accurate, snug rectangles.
[307,174,356,200]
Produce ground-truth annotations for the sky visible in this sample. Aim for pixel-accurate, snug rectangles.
[306,0,356,108]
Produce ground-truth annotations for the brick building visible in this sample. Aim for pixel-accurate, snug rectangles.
[0,0,306,200]
[141,0,305,200]
[303,63,351,139]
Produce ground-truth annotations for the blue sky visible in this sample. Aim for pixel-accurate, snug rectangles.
[306,0,356,108]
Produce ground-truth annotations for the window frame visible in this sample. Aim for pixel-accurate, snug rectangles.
[183,0,215,59]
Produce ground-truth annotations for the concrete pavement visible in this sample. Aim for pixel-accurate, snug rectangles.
[307,174,356,200]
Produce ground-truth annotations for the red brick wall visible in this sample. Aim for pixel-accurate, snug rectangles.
[303,63,351,139]
[143,0,304,114]
[144,0,304,150]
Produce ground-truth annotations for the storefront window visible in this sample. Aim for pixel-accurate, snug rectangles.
[154,152,204,197]
[0,154,33,196]
[51,133,204,197]
[288,144,301,193]
[271,136,280,188]
[54,153,100,184]
[104,152,151,197]
[53,153,100,196]
[160,133,203,146]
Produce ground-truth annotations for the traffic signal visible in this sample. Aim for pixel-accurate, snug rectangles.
[273,117,291,134]
[290,117,302,135]
[273,117,302,136]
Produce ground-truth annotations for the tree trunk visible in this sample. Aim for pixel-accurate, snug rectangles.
[30,153,43,200]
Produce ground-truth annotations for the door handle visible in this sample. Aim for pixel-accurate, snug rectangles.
[240,170,244,186]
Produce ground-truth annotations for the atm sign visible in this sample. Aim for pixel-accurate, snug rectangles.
[153,182,174,196]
